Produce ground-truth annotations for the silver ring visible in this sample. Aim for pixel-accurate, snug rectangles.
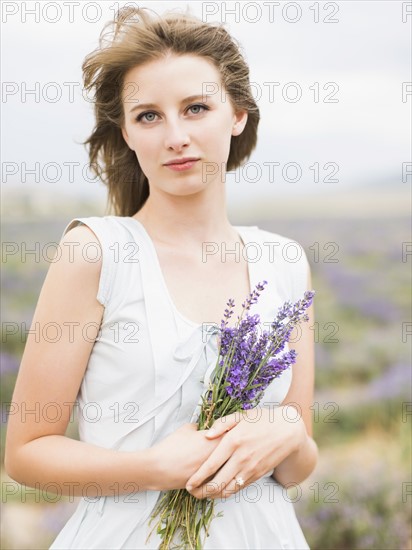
[235,477,245,487]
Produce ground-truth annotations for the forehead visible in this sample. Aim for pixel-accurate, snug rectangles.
[122,54,223,103]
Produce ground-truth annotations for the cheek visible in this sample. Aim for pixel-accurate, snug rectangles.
[208,120,233,145]
[127,128,147,152]
[133,140,158,172]
[207,116,234,139]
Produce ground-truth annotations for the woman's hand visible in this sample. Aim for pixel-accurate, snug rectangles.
[148,422,226,491]
[185,405,306,500]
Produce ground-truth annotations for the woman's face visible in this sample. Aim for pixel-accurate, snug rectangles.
[121,53,247,197]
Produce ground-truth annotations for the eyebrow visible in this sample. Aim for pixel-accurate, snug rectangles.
[127,94,214,113]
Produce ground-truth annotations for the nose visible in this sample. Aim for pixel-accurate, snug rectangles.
[163,117,190,151]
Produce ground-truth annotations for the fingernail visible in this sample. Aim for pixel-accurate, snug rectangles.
[186,485,193,491]
[206,428,216,437]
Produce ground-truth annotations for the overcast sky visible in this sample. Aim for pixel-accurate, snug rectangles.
[1,1,411,206]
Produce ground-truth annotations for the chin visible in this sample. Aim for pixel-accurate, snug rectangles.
[162,180,209,197]
[171,186,207,197]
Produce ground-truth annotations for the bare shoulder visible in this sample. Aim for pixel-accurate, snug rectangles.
[58,222,103,269]
[39,223,103,299]
[38,222,105,323]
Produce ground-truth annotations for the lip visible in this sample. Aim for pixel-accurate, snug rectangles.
[163,157,200,172]
[163,157,200,166]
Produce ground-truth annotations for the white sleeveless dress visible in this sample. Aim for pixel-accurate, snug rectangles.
[49,215,310,550]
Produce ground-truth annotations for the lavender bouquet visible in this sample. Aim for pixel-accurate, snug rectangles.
[147,281,315,549]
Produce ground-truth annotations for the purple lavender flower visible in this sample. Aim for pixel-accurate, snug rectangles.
[212,285,314,413]
[240,280,268,316]
[268,291,315,354]
[221,298,235,329]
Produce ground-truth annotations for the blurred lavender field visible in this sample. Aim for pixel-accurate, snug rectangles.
[1,211,411,549]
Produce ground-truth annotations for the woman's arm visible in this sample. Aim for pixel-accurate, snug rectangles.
[5,225,219,496]
[271,265,318,486]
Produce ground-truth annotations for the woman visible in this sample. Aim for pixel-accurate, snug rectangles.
[5,7,318,549]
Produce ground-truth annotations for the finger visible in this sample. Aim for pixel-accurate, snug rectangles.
[220,473,248,500]
[204,412,241,439]
[209,457,251,500]
[186,436,234,491]
[189,477,227,500]
[191,464,249,501]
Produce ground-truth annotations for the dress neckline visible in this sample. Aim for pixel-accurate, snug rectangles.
[122,216,258,329]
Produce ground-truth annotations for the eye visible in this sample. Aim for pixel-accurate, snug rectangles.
[135,103,209,124]
[187,103,209,115]
[136,111,158,123]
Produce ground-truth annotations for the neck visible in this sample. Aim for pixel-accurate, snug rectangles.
[132,183,238,247]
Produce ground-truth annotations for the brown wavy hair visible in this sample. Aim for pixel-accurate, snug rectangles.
[82,6,260,216]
